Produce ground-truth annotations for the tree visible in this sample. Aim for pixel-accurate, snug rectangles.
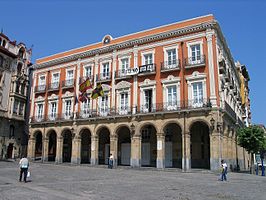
[237,125,266,175]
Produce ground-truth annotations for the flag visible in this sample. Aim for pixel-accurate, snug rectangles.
[79,78,92,93]
[91,83,104,99]
[79,92,88,102]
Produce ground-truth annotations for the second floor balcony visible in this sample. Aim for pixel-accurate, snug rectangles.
[96,73,111,82]
[48,82,60,91]
[35,85,46,93]
[62,79,75,88]
[115,69,132,79]
[161,59,180,72]
[138,63,156,76]
[185,55,205,69]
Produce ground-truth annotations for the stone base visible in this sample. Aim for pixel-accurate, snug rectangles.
[210,158,220,171]
[131,158,140,167]
[156,159,164,169]
[91,158,98,165]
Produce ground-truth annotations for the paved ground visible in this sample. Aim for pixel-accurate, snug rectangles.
[0,161,265,200]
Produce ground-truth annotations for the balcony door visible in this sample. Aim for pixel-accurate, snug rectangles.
[144,89,153,112]
[102,63,110,79]
[99,95,108,116]
[192,82,203,107]
[120,93,128,114]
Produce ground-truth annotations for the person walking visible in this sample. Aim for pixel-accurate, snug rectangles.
[108,154,114,169]
[220,160,228,181]
[19,156,29,183]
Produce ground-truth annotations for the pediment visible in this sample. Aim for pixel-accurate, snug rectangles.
[116,81,131,90]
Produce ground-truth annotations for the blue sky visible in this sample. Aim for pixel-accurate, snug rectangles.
[1,0,265,125]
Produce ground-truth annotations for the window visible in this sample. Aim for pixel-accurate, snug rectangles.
[167,49,177,66]
[144,89,153,112]
[36,104,44,121]
[167,86,177,107]
[84,66,92,78]
[49,101,57,120]
[102,63,110,79]
[19,102,24,115]
[81,98,91,117]
[16,81,20,93]
[144,54,153,65]
[191,44,201,62]
[121,58,129,72]
[99,95,108,116]
[64,99,72,119]
[51,73,60,88]
[192,82,203,107]
[13,100,19,114]
[38,75,46,91]
[66,70,74,86]
[120,92,128,114]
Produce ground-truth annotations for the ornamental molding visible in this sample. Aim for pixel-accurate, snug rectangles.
[35,96,45,102]
[48,93,59,100]
[102,84,111,91]
[186,71,206,82]
[116,80,131,90]
[139,78,156,87]
[62,91,74,98]
[161,75,180,84]
[33,21,216,69]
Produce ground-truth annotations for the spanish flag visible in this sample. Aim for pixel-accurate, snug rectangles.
[79,78,92,93]
[91,83,104,99]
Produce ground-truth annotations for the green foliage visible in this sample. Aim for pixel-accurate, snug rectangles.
[237,125,266,154]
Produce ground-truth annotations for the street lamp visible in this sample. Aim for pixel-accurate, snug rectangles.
[130,123,135,136]
[210,118,215,131]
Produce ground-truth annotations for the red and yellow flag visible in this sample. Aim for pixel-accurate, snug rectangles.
[79,78,92,93]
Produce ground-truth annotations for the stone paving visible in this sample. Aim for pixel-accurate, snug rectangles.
[0,161,265,200]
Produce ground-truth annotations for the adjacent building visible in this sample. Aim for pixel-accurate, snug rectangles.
[0,32,32,159]
[28,15,250,171]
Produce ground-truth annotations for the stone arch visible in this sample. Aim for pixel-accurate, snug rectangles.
[188,118,211,133]
[47,129,57,162]
[32,129,43,138]
[61,128,73,163]
[80,128,92,164]
[140,123,157,167]
[160,120,183,135]
[190,121,210,169]
[34,131,43,160]
[45,128,57,138]
[163,122,182,168]
[114,124,131,136]
[97,126,111,165]
[96,125,112,137]
[137,122,159,136]
[78,127,93,137]
[116,124,131,166]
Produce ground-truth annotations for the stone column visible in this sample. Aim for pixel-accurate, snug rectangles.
[74,59,81,119]
[30,72,37,122]
[206,29,217,107]
[27,137,35,160]
[131,134,141,167]
[156,134,165,169]
[182,132,191,171]
[71,135,81,164]
[110,135,118,167]
[210,132,220,170]
[42,137,49,162]
[55,136,63,164]
[112,51,117,108]
[133,46,138,114]
[91,135,98,165]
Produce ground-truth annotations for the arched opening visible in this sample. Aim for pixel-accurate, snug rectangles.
[17,63,22,75]
[80,129,91,164]
[117,126,131,166]
[62,130,72,163]
[141,124,157,167]
[35,131,42,160]
[163,123,182,168]
[190,121,210,169]
[18,48,25,58]
[98,127,110,165]
[48,131,57,161]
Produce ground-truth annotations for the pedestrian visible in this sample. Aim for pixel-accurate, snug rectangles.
[220,159,227,181]
[108,154,114,169]
[19,155,29,183]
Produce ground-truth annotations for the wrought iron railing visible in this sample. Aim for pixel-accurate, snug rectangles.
[224,101,236,120]
[185,55,205,67]
[62,79,75,88]
[35,85,46,93]
[48,82,60,91]
[161,59,180,71]
[96,73,111,82]
[115,70,131,79]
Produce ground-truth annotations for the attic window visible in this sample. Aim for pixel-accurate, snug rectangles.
[102,35,112,45]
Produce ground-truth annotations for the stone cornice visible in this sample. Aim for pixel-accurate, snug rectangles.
[32,21,215,69]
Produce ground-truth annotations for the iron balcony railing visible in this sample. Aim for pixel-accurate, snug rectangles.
[161,59,180,71]
[62,79,75,88]
[30,99,212,123]
[185,55,205,68]
[48,82,60,91]
[35,85,46,93]
[138,63,156,75]
[96,73,111,82]
[115,69,131,79]
[224,101,236,120]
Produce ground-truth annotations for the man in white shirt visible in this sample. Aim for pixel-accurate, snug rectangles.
[19,156,29,183]
[221,160,228,181]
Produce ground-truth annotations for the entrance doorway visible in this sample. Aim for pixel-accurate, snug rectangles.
[81,129,91,164]
[117,126,131,166]
[7,143,13,159]
[48,131,57,161]
[35,132,42,160]
[62,130,72,163]
[98,128,110,165]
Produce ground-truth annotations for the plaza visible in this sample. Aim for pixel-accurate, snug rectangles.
[0,161,265,200]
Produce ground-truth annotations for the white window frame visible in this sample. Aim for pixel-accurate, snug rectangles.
[63,98,73,119]
[186,40,204,65]
[65,68,74,86]
[48,100,58,120]
[13,100,19,114]
[139,79,156,113]
[81,98,92,118]
[161,76,181,110]
[98,94,110,116]
[38,74,46,91]
[141,50,155,65]
[117,89,131,115]
[100,61,111,80]
[118,55,131,77]
[35,102,44,121]
[83,64,93,79]
[186,72,207,108]
[163,45,179,68]
[51,71,60,88]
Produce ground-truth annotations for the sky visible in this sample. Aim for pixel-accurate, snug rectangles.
[1,0,265,125]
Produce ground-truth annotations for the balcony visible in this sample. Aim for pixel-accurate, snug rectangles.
[115,70,131,80]
[96,73,111,82]
[185,55,205,69]
[62,79,74,88]
[138,63,156,76]
[46,114,60,122]
[48,82,60,91]
[161,59,180,72]
[31,116,45,123]
[224,101,236,120]
[35,85,46,93]
[60,112,74,120]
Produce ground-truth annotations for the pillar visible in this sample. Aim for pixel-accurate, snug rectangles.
[156,134,165,169]
[110,135,118,167]
[131,135,141,167]
[91,135,98,165]
[27,137,35,160]
[182,131,191,171]
[42,137,49,162]
[71,135,81,164]
[55,136,63,164]
[210,132,220,170]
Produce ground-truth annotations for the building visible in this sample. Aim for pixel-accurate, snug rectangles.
[0,32,32,159]
[28,15,250,171]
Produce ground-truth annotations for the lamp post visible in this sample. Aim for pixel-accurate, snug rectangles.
[130,123,135,136]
